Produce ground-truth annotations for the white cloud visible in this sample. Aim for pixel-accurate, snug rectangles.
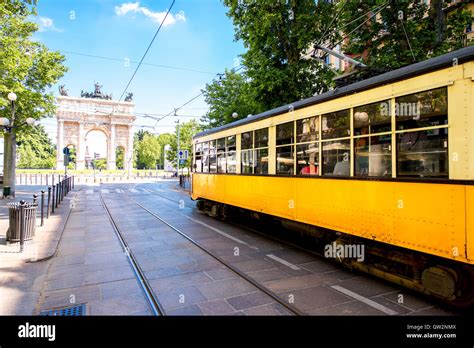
[37,16,62,32]
[114,2,186,26]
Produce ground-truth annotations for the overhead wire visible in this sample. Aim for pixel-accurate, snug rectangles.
[118,0,176,102]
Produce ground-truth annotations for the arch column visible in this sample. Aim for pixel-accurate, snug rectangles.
[107,123,116,170]
[76,121,86,170]
[56,120,64,170]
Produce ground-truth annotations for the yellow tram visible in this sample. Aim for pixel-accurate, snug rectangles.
[191,46,474,307]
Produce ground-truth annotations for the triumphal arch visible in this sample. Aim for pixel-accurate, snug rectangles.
[55,83,136,171]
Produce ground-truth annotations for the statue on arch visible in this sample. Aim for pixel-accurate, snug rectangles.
[124,92,133,102]
[59,85,68,96]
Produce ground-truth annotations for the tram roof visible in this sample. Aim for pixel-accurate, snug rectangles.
[194,45,474,139]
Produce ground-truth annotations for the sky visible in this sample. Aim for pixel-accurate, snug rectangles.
[33,0,244,156]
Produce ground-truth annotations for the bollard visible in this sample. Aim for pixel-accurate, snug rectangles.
[46,174,48,186]
[52,185,55,213]
[19,200,26,253]
[73,176,75,189]
[40,190,45,226]
[55,184,59,208]
[47,187,51,218]
[33,193,38,205]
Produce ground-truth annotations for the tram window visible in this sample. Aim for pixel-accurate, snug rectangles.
[209,141,217,173]
[241,150,254,174]
[296,116,319,143]
[355,135,392,177]
[227,135,236,150]
[276,122,294,145]
[322,109,350,140]
[397,128,448,178]
[255,148,268,174]
[226,135,237,173]
[241,131,253,150]
[354,100,391,136]
[297,143,319,175]
[202,141,209,173]
[194,143,202,173]
[322,140,350,176]
[396,87,447,130]
[255,128,269,148]
[227,150,237,173]
[276,146,294,174]
[216,138,226,173]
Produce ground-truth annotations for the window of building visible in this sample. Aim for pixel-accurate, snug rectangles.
[226,135,237,173]
[240,128,268,174]
[322,109,350,139]
[322,140,350,176]
[194,143,202,173]
[209,140,217,173]
[217,138,226,173]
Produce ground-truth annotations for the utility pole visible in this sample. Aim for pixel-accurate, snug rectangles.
[176,119,180,177]
[3,93,17,198]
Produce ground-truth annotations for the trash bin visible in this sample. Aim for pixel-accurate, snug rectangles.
[6,201,38,242]
[3,186,10,197]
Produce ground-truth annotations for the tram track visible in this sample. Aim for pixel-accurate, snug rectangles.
[98,190,166,316]
[99,184,305,316]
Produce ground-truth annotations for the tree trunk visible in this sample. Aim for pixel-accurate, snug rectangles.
[3,132,16,197]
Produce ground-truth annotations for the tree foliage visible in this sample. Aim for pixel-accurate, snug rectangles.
[223,0,337,110]
[136,133,161,169]
[341,0,474,69]
[201,69,263,129]
[166,119,202,169]
[16,124,55,168]
[0,0,68,134]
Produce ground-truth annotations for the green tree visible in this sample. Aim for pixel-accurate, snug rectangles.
[167,119,202,169]
[223,0,337,110]
[16,124,56,169]
[137,133,161,169]
[116,147,124,169]
[201,69,263,129]
[133,129,151,169]
[1,0,67,194]
[340,0,474,70]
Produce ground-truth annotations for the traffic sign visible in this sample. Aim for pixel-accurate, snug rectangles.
[63,147,70,155]
[178,149,188,160]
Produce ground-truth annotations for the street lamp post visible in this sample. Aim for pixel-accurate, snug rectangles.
[1,92,36,198]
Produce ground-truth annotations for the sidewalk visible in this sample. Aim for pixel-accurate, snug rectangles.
[0,185,77,315]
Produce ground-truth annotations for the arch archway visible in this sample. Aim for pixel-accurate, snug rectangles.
[55,95,135,170]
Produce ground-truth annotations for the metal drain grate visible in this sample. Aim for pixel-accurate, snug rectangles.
[40,304,86,316]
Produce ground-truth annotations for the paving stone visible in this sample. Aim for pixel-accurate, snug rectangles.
[242,303,292,316]
[263,273,335,293]
[149,271,213,292]
[196,278,256,301]
[226,291,273,310]
[246,269,290,283]
[203,268,236,281]
[335,276,399,298]
[156,285,207,311]
[198,299,236,315]
[166,304,204,316]
[307,300,385,316]
[279,286,351,311]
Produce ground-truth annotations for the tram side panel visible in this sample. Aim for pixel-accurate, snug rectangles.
[193,174,471,265]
